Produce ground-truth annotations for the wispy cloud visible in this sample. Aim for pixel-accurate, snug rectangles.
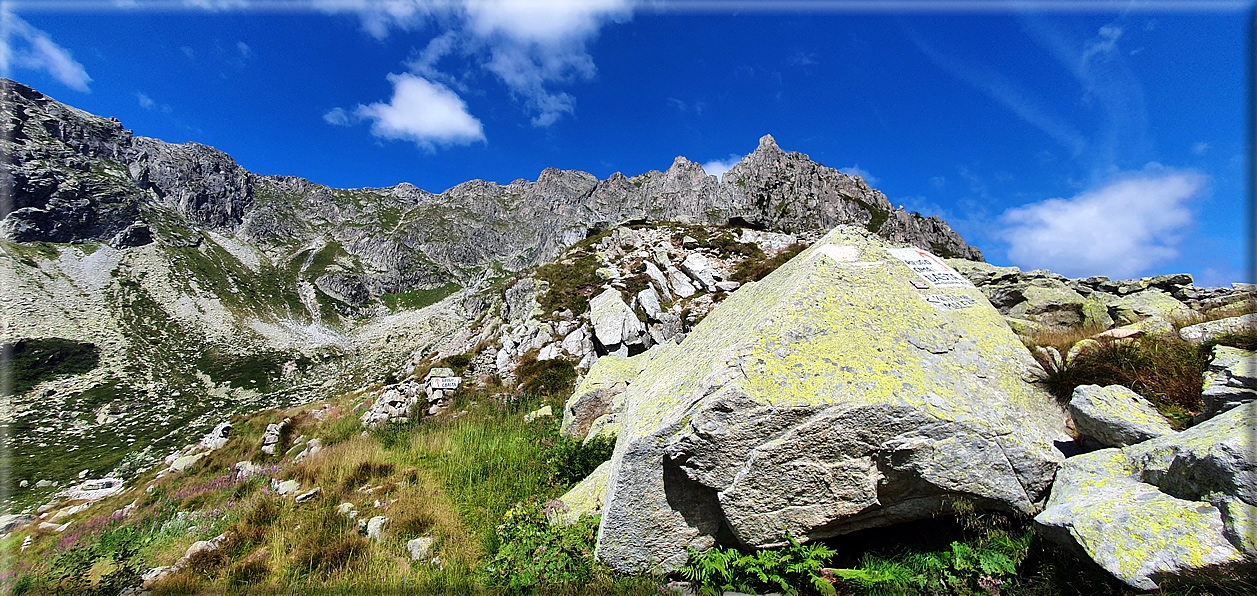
[1191,141,1210,156]
[702,153,743,181]
[1017,17,1150,173]
[351,72,485,150]
[236,40,251,58]
[838,164,878,185]
[998,165,1207,279]
[319,0,634,128]
[909,31,1087,158]
[322,106,350,126]
[0,9,92,91]
[137,91,155,109]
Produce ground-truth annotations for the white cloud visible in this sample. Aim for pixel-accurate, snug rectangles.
[0,10,92,92]
[236,41,251,58]
[137,92,156,109]
[702,154,743,181]
[838,164,878,185]
[322,106,351,125]
[998,166,1207,279]
[183,0,250,10]
[180,45,196,60]
[320,0,634,127]
[353,72,485,149]
[1192,141,1210,156]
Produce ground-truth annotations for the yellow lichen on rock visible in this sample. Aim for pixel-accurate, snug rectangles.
[593,226,1070,574]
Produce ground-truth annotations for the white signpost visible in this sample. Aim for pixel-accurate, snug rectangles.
[886,248,974,288]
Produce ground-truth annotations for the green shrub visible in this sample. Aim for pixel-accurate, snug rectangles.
[482,499,601,591]
[547,434,616,486]
[535,251,604,316]
[515,353,578,397]
[680,533,837,596]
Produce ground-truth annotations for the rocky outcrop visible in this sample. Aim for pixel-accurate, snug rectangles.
[1198,345,1257,421]
[590,226,1067,573]
[1180,313,1257,344]
[948,261,1255,333]
[1035,402,1257,590]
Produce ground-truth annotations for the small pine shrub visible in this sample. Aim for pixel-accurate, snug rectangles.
[547,434,616,486]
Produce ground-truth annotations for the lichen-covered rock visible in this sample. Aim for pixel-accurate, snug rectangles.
[1067,385,1175,447]
[1007,284,1088,328]
[1105,289,1194,326]
[554,460,614,526]
[1034,402,1257,590]
[561,345,675,440]
[1199,346,1257,421]
[592,227,1067,574]
[1179,314,1257,344]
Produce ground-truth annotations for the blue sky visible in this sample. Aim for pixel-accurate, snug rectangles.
[1,1,1250,286]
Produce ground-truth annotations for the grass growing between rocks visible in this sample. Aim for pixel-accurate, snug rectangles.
[1025,330,1214,429]
[2,376,647,595]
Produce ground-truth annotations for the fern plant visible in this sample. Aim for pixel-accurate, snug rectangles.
[679,533,836,596]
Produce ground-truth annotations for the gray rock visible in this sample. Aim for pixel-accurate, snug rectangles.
[1198,346,1257,421]
[407,537,435,560]
[679,252,717,291]
[1180,314,1257,344]
[524,405,553,422]
[1068,385,1175,447]
[589,288,649,356]
[0,514,35,534]
[643,261,673,301]
[1035,402,1257,590]
[366,516,388,541]
[272,479,299,497]
[169,452,207,473]
[198,422,232,451]
[592,227,1065,574]
[715,281,741,292]
[295,487,322,503]
[667,268,698,298]
[637,287,663,321]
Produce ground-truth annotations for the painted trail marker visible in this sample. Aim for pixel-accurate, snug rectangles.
[430,377,462,390]
[886,248,973,288]
[922,294,977,310]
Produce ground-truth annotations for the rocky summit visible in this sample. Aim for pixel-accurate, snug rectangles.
[3,79,1256,595]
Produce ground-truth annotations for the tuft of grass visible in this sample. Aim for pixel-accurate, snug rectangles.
[1030,334,1208,428]
[730,243,808,283]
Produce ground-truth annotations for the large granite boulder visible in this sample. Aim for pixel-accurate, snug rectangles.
[1067,385,1175,447]
[592,226,1068,573]
[1034,402,1257,590]
[589,288,649,357]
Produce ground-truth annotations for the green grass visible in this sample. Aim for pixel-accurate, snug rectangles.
[534,231,612,316]
[2,338,100,395]
[380,283,460,311]
[730,242,808,283]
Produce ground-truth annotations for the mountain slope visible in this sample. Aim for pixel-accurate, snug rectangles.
[0,78,981,503]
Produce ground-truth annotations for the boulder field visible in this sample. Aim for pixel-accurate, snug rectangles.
[564,226,1071,573]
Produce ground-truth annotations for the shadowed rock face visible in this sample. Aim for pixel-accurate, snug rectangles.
[2,79,981,305]
[589,227,1064,574]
